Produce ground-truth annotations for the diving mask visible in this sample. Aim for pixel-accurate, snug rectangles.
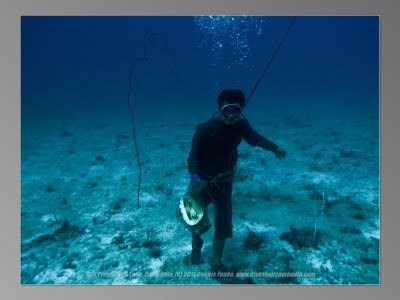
[220,103,242,121]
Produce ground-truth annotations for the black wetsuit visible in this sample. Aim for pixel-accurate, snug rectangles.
[186,115,279,240]
[188,116,278,176]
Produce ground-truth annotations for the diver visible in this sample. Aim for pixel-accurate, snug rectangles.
[184,89,287,274]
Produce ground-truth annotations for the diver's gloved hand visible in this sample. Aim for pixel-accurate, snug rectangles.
[274,147,287,159]
[188,173,207,196]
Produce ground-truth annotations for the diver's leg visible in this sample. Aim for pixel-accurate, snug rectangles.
[210,181,233,273]
[212,238,225,266]
[190,186,212,265]
[191,232,204,265]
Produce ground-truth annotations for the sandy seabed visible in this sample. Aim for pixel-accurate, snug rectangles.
[21,111,379,284]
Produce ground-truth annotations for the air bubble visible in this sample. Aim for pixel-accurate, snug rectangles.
[194,16,266,65]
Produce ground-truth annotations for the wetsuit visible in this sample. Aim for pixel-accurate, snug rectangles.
[187,115,279,240]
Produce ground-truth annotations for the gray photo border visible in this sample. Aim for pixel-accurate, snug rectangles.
[1,0,399,299]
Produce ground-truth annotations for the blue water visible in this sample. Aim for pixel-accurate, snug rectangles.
[21,16,379,285]
[22,16,378,122]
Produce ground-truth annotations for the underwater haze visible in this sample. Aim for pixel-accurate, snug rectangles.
[21,16,379,284]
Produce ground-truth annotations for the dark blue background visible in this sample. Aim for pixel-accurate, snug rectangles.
[22,16,379,124]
